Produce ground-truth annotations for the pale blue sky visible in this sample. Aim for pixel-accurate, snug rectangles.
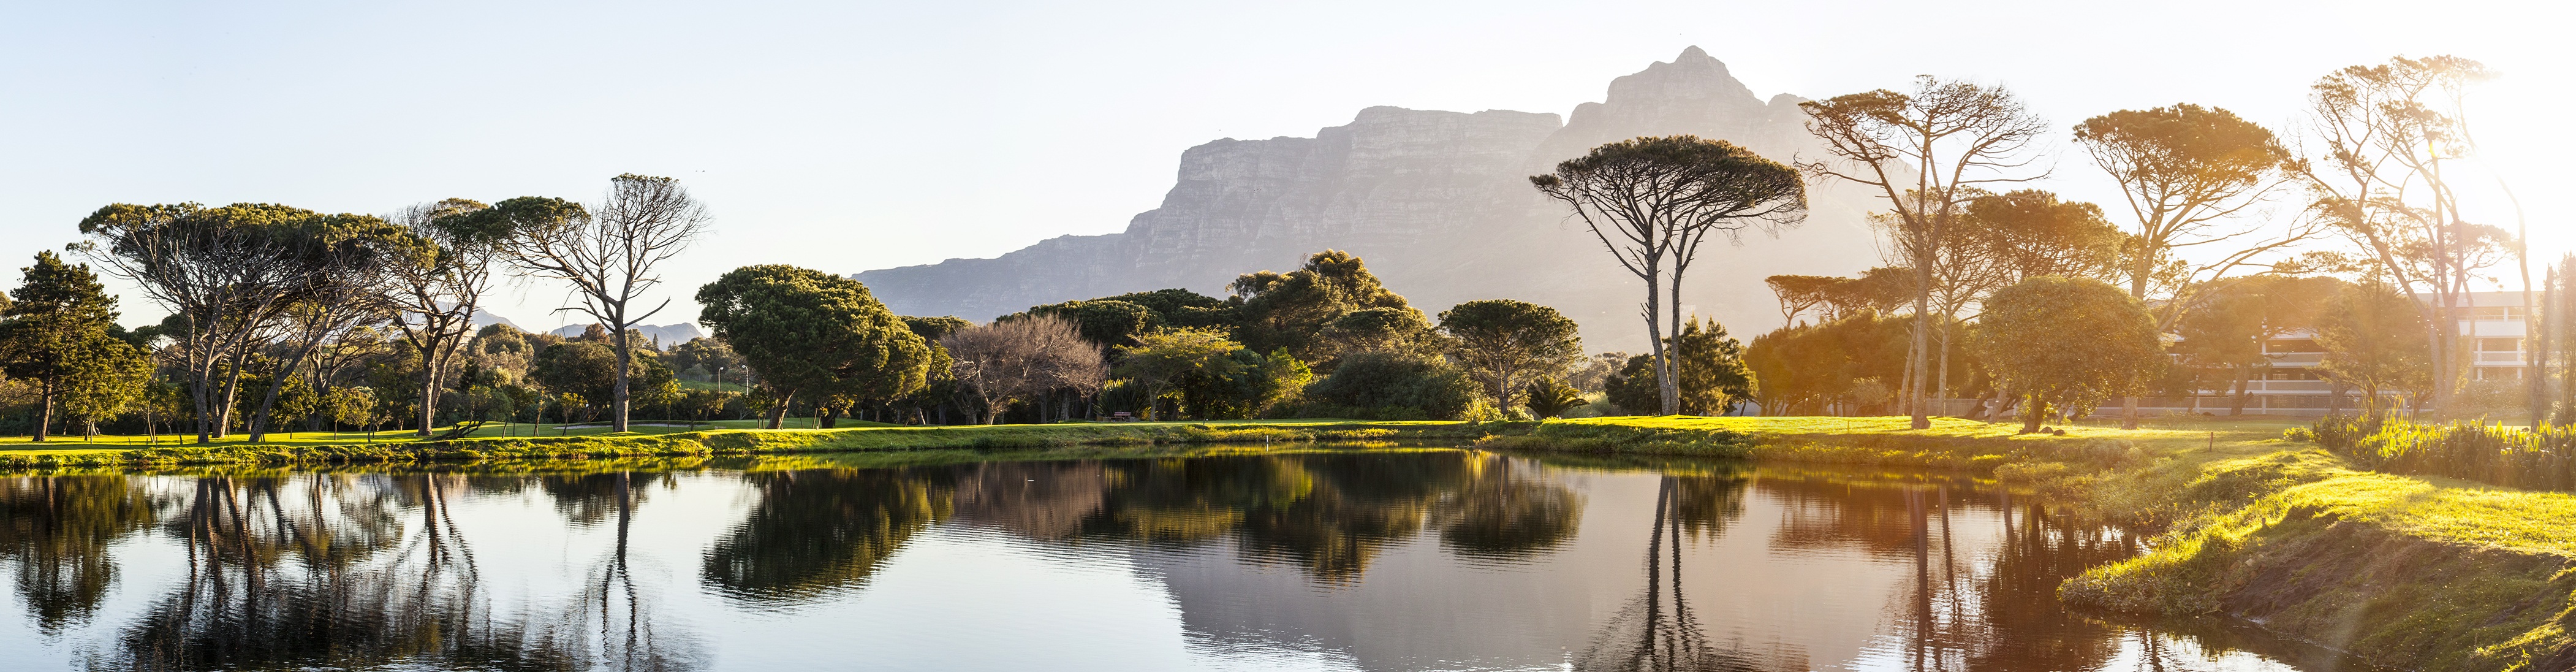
[2,0,2561,328]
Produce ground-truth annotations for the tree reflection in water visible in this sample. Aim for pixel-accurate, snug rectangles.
[554,470,703,672]
[688,452,1588,601]
[1575,472,1765,672]
[0,475,163,633]
[1083,452,1585,582]
[107,473,573,671]
[701,468,953,604]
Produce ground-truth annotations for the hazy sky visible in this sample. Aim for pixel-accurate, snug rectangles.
[2,0,2563,329]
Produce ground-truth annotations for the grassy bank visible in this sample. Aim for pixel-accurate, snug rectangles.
[1478,414,2576,671]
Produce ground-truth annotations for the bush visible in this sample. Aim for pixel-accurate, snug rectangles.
[1294,351,1486,420]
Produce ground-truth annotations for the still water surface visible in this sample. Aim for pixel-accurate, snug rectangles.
[0,448,2345,671]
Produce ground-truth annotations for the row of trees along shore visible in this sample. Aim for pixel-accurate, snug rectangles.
[7,53,2548,438]
[1537,53,2545,431]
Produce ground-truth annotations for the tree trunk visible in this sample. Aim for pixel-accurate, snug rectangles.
[763,392,792,430]
[1661,272,1684,416]
[2229,366,2253,416]
[1907,261,1932,429]
[30,385,56,443]
[611,326,632,432]
[2021,395,2047,435]
[1643,267,1672,416]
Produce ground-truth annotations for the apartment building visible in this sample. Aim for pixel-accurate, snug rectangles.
[2141,290,2534,416]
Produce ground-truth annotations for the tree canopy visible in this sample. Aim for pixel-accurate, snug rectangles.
[1971,277,2165,433]
[695,265,935,429]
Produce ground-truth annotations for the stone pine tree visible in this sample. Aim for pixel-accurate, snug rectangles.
[695,265,934,429]
[1438,299,1583,410]
[1801,77,2049,429]
[0,251,140,441]
[2074,103,2300,427]
[1533,136,1806,416]
[1971,277,2164,433]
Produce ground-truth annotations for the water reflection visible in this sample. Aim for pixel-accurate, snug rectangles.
[703,469,950,603]
[0,476,160,632]
[0,452,2345,671]
[110,474,556,671]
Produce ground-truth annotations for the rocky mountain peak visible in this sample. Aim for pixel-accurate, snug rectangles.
[1531,46,1791,166]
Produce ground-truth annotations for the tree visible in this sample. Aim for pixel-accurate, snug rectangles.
[76,202,386,442]
[1971,277,2164,433]
[1532,136,1807,416]
[2316,282,2433,415]
[1020,299,1159,348]
[1800,77,2048,429]
[529,341,678,421]
[490,175,706,432]
[1300,351,1485,421]
[939,316,1108,424]
[2074,103,2303,428]
[0,252,124,441]
[382,198,507,436]
[2296,56,2495,410]
[1959,190,2123,283]
[1763,275,1844,326]
[1746,312,1937,416]
[1523,376,1589,419]
[1667,317,1756,415]
[667,337,746,382]
[1111,329,1243,421]
[1602,318,1755,416]
[56,330,154,440]
[1228,250,1422,362]
[695,265,934,429]
[2171,275,2340,414]
[1436,300,1583,409]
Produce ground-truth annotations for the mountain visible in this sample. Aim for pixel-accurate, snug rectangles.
[545,323,707,346]
[852,47,1881,348]
[471,308,518,329]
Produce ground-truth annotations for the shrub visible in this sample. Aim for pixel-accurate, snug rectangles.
[1297,351,1485,420]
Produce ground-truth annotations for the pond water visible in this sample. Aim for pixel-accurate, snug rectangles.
[0,447,2352,671]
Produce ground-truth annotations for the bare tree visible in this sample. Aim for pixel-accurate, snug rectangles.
[1532,136,1807,415]
[1800,77,2050,429]
[382,199,505,436]
[941,316,1108,424]
[493,175,706,432]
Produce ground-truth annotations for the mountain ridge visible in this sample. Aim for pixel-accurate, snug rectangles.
[854,48,1881,348]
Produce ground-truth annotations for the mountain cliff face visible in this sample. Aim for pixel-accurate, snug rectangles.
[854,47,1880,348]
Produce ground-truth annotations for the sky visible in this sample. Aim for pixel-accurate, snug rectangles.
[1,0,2565,330]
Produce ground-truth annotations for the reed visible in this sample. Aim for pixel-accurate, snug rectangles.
[2312,414,2576,491]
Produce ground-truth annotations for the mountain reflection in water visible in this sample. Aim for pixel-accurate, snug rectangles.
[0,449,2347,671]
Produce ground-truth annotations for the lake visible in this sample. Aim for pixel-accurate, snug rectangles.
[0,447,2352,671]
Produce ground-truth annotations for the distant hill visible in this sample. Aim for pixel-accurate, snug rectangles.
[545,322,707,347]
[471,308,518,329]
[851,47,1885,349]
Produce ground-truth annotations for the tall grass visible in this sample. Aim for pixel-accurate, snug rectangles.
[2311,414,2576,491]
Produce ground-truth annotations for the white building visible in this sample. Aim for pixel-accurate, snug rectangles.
[2142,290,2534,416]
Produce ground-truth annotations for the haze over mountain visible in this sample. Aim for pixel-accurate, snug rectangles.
[854,47,1882,348]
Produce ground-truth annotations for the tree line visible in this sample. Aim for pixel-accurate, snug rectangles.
[1534,53,2534,430]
